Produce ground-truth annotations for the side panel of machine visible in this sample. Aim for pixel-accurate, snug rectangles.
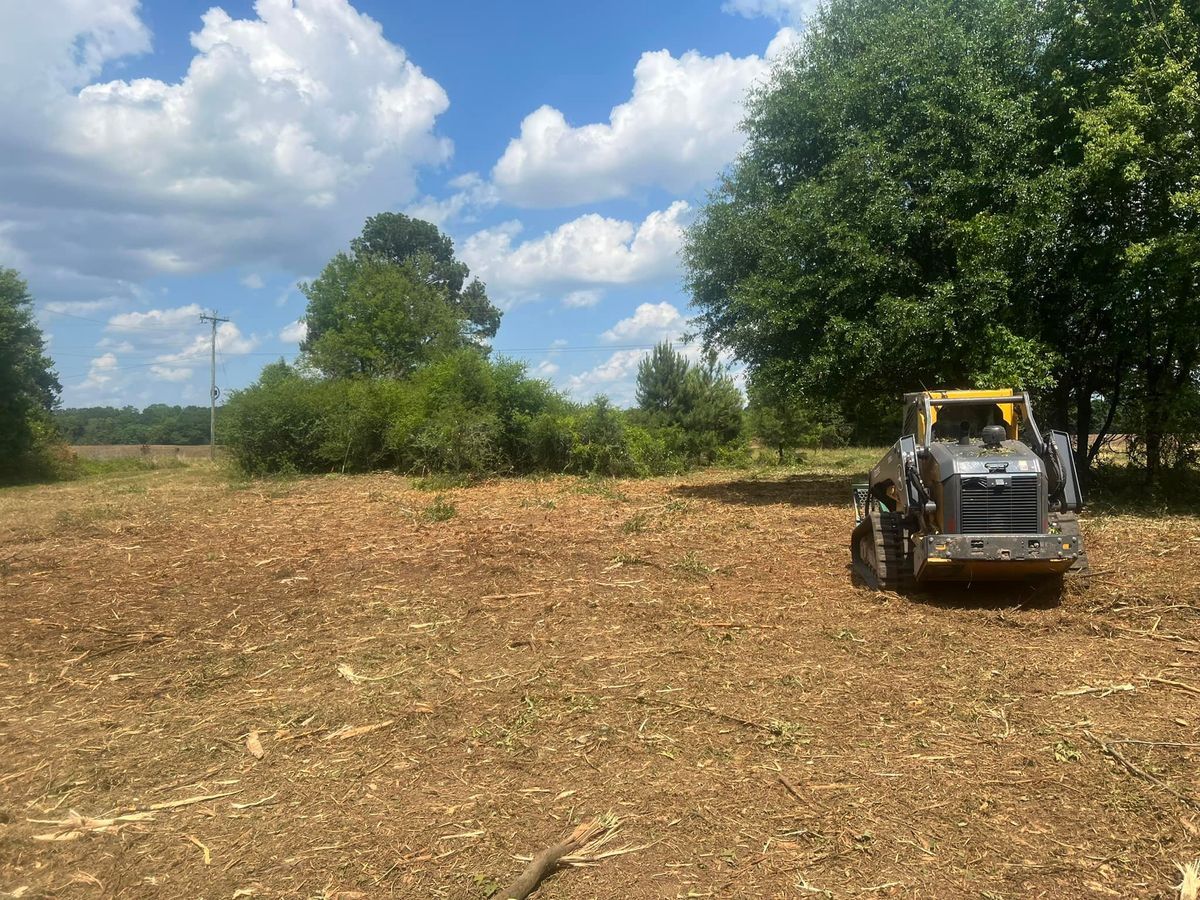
[1048,430,1083,512]
[868,436,917,514]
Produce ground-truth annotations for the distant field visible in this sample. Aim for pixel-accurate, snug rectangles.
[71,443,214,460]
[0,460,1196,897]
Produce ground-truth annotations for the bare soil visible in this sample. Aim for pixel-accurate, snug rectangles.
[1,466,1197,898]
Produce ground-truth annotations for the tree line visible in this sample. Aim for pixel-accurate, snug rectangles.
[5,0,1196,487]
[686,0,1200,484]
[222,214,755,477]
[53,406,213,446]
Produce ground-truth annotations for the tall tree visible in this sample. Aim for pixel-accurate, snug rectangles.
[686,0,1200,482]
[686,0,1051,441]
[301,255,468,379]
[635,342,744,461]
[635,342,692,416]
[1036,0,1200,479]
[351,212,501,343]
[0,269,61,475]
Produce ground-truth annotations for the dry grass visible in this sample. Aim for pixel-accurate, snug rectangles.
[70,444,214,460]
[0,464,1197,898]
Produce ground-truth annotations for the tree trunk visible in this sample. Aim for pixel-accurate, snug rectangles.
[1073,380,1093,493]
[1087,376,1122,469]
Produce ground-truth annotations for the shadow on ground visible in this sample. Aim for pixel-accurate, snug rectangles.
[908,580,1065,611]
[672,474,854,507]
[848,565,1067,610]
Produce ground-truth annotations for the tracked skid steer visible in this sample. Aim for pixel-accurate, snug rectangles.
[851,390,1088,590]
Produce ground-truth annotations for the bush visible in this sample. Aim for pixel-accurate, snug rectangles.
[633,343,746,465]
[224,353,584,477]
[1,413,80,484]
[223,352,733,480]
[567,398,638,477]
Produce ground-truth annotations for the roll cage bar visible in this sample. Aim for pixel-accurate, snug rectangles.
[904,392,1045,454]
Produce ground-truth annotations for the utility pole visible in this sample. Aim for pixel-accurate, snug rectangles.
[199,311,230,461]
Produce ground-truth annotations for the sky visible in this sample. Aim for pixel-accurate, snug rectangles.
[1,0,817,409]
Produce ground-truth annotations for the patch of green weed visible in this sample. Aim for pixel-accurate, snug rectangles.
[673,552,713,578]
[412,473,472,492]
[621,512,649,534]
[423,495,457,523]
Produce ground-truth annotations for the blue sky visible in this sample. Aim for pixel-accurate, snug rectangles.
[1,0,813,408]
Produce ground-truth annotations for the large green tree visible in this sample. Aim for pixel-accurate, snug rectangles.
[686,0,1051,441]
[302,214,503,379]
[0,269,61,475]
[351,212,501,343]
[1035,0,1200,478]
[686,0,1200,480]
[301,255,470,379]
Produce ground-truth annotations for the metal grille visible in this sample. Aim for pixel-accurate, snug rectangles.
[959,474,1040,534]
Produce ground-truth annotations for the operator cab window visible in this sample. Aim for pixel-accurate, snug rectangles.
[932,403,1005,442]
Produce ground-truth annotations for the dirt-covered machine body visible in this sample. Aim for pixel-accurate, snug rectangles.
[851,390,1086,589]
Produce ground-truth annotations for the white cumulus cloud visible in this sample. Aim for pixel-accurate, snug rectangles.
[154,321,259,366]
[150,365,193,383]
[107,304,204,333]
[0,0,451,300]
[723,0,819,25]
[461,201,689,302]
[80,352,119,391]
[490,37,792,207]
[565,349,651,406]
[562,289,603,309]
[601,302,685,344]
[405,172,499,227]
[280,319,308,343]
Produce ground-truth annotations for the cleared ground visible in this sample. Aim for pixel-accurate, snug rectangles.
[0,463,1197,899]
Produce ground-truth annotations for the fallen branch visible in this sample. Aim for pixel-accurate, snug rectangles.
[778,774,805,802]
[1084,731,1199,809]
[480,591,545,601]
[1146,676,1200,697]
[30,810,154,842]
[1056,683,1134,697]
[497,815,634,900]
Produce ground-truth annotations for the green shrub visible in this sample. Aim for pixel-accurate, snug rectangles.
[422,494,457,522]
[1,413,80,484]
[568,398,640,477]
[221,352,736,481]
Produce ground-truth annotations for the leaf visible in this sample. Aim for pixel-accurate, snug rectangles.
[246,730,265,759]
[1054,739,1082,763]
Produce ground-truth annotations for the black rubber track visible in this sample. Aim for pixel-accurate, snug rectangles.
[851,509,914,591]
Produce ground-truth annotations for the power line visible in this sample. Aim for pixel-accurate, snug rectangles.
[38,306,203,333]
